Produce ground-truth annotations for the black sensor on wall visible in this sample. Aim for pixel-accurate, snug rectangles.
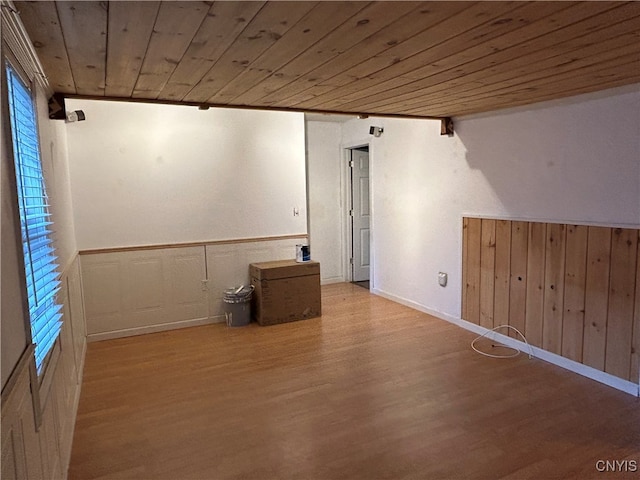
[48,92,66,120]
[48,92,86,122]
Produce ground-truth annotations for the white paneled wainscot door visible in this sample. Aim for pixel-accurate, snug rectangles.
[81,237,306,341]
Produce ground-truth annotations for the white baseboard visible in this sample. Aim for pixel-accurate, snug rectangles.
[87,316,224,342]
[321,276,346,285]
[371,287,640,397]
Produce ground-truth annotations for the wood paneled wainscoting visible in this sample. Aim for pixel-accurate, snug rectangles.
[1,256,87,479]
[462,217,640,387]
[80,235,307,342]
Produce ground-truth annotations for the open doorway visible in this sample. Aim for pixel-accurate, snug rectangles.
[348,146,370,289]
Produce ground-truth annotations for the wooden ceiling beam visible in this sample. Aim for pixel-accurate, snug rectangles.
[62,92,451,123]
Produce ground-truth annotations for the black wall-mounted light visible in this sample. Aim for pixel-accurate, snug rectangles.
[369,126,383,137]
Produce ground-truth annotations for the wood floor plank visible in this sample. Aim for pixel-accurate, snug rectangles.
[69,283,640,480]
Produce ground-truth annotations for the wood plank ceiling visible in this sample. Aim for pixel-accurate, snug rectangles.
[14,1,640,118]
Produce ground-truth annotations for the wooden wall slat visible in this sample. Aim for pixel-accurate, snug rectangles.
[543,223,566,355]
[462,218,469,321]
[464,218,482,325]
[509,221,528,338]
[480,219,496,329]
[605,229,637,379]
[631,232,640,383]
[493,220,511,329]
[562,225,588,362]
[525,223,546,347]
[583,227,612,371]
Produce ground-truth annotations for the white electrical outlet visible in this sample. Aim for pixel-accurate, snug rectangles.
[438,272,448,287]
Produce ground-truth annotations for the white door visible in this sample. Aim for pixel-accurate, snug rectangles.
[351,148,370,282]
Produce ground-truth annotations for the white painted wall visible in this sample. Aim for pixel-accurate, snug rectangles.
[306,120,345,283]
[65,100,307,250]
[37,86,76,269]
[339,85,640,320]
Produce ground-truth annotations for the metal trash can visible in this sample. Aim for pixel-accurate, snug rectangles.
[223,285,254,327]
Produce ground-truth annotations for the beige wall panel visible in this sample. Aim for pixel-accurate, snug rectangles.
[38,386,62,479]
[125,254,165,314]
[166,247,208,323]
[206,245,244,319]
[68,260,87,383]
[82,257,124,334]
[1,368,31,480]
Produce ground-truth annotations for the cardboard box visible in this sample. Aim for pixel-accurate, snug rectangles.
[250,259,321,326]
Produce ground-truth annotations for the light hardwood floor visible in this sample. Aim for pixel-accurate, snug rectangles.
[69,283,640,480]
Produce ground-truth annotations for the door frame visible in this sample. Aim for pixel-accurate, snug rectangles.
[341,140,373,287]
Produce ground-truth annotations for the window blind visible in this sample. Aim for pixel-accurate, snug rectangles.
[6,62,62,374]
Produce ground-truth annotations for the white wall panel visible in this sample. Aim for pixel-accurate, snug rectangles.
[82,247,209,338]
[67,261,86,384]
[81,258,124,334]
[166,248,209,323]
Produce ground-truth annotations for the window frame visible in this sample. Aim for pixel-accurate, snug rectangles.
[2,49,62,425]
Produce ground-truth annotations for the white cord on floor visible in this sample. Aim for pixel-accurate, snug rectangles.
[471,325,534,359]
